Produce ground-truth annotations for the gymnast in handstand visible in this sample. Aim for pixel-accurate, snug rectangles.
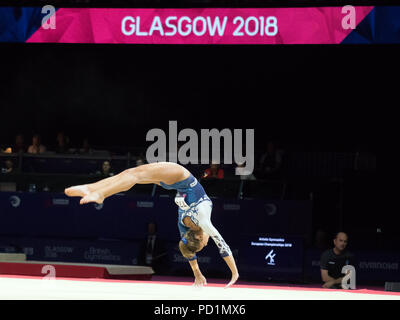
[65,162,239,288]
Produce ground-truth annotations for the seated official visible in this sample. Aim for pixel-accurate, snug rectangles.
[320,232,355,289]
[138,222,168,275]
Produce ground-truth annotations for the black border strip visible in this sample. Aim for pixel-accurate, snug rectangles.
[0,1,399,9]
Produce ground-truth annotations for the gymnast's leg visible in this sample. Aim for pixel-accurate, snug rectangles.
[65,162,186,204]
[65,172,128,198]
[64,169,136,204]
[65,166,157,204]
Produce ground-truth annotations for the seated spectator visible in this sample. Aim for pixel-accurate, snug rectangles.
[55,131,70,154]
[136,158,145,167]
[27,134,46,154]
[236,162,256,180]
[320,232,355,289]
[79,138,93,155]
[96,160,114,177]
[203,163,224,179]
[1,159,15,174]
[258,141,284,179]
[354,144,376,172]
[13,134,26,153]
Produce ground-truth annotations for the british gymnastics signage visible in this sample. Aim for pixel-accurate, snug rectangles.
[1,6,400,44]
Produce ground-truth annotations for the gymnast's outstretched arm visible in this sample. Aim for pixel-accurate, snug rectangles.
[196,202,239,288]
[188,259,207,287]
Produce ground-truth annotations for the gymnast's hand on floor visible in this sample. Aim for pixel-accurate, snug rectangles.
[193,274,207,287]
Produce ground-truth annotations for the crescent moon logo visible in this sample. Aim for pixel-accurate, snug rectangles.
[9,196,21,208]
[264,204,277,216]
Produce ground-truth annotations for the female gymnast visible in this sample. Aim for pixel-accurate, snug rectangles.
[65,162,239,288]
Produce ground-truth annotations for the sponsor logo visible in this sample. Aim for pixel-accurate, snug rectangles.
[84,247,121,262]
[265,249,276,265]
[264,204,277,216]
[223,204,240,211]
[52,199,69,206]
[23,247,34,255]
[137,201,154,208]
[172,253,211,264]
[189,178,198,188]
[0,246,16,253]
[359,261,399,270]
[44,246,73,258]
[312,260,320,267]
[9,195,21,208]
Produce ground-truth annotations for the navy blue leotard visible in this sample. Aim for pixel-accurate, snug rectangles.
[160,174,231,258]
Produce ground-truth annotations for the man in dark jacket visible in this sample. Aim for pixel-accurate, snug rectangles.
[320,232,355,289]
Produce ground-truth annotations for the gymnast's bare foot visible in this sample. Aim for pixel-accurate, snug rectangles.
[80,192,104,205]
[65,185,90,198]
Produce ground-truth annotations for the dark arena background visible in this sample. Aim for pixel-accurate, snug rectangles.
[0,0,393,305]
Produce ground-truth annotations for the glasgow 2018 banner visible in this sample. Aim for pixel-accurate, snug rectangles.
[0,6,400,44]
